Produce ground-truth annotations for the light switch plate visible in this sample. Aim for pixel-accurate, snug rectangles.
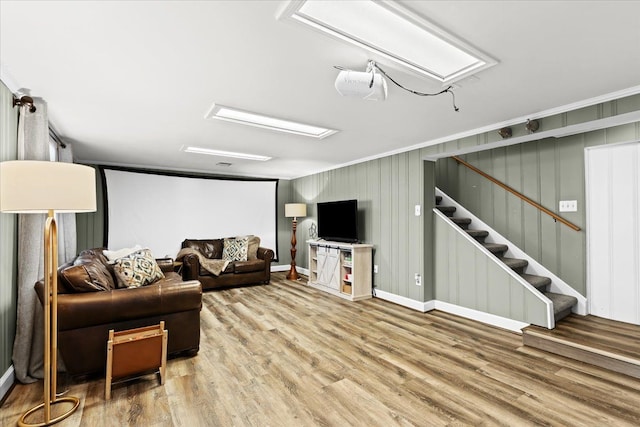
[559,200,578,212]
[414,204,421,216]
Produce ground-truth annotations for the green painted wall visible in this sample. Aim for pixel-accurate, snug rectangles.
[290,152,435,302]
[435,99,640,297]
[76,165,105,251]
[0,80,19,382]
[434,213,550,327]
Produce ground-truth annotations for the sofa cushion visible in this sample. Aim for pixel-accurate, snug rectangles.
[234,259,265,274]
[183,239,223,259]
[61,250,116,292]
[113,249,165,288]
[223,236,249,262]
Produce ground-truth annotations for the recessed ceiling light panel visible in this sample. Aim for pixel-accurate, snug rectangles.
[205,103,337,139]
[182,146,272,162]
[279,0,497,83]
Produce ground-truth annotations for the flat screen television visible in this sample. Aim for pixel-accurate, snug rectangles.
[317,199,358,243]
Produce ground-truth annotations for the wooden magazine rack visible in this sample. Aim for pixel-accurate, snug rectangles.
[105,321,168,399]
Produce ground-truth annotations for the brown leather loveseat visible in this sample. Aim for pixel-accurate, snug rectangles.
[35,248,202,377]
[180,237,274,290]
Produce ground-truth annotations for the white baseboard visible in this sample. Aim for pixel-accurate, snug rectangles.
[271,265,309,276]
[434,301,528,333]
[374,289,435,312]
[0,365,15,402]
[373,290,528,333]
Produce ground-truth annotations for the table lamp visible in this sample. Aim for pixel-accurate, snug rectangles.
[284,203,306,281]
[0,160,96,426]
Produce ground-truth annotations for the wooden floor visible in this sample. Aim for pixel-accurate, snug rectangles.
[3,272,640,426]
[523,314,640,379]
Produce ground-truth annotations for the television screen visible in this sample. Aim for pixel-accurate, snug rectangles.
[317,199,358,243]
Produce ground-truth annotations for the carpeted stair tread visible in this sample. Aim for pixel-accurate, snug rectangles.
[435,195,442,204]
[436,206,456,216]
[466,229,489,238]
[502,257,528,272]
[482,243,509,255]
[545,292,578,316]
[451,217,472,229]
[520,273,551,290]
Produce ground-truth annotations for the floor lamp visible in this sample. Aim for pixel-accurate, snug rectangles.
[0,161,96,427]
[285,203,306,281]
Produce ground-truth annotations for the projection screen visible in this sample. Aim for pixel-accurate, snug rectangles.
[103,168,278,260]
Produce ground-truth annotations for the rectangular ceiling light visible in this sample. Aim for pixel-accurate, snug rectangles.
[182,146,272,162]
[205,103,337,139]
[278,0,496,83]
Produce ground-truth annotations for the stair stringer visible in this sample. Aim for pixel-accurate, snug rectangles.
[435,209,554,329]
[436,188,587,315]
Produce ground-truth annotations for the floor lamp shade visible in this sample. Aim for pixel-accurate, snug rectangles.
[0,160,96,427]
[285,203,306,218]
[0,161,96,213]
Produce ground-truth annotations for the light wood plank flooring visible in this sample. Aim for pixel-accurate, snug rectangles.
[523,314,640,379]
[3,273,640,426]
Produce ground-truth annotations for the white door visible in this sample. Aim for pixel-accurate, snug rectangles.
[586,141,640,324]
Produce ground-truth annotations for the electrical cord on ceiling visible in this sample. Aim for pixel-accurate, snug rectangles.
[371,62,459,112]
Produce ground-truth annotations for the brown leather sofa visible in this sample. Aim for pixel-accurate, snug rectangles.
[180,238,274,290]
[35,248,202,377]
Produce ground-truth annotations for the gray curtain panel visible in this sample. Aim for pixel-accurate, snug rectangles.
[12,98,49,383]
[57,143,78,265]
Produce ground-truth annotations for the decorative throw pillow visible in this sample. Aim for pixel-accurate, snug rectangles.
[222,236,249,262]
[104,245,142,264]
[113,249,164,288]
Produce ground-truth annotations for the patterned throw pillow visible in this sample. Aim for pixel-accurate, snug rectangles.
[113,249,165,288]
[222,236,249,262]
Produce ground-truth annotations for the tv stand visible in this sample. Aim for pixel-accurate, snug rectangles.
[307,240,373,301]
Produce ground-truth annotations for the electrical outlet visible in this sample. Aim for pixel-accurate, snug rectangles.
[414,273,421,286]
[373,265,378,274]
[559,200,578,212]
[414,204,421,216]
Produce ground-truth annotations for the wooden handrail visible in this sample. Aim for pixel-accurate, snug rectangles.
[452,156,581,231]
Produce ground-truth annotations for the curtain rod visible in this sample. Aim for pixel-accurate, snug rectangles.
[49,128,67,149]
[12,95,36,112]
[13,94,68,148]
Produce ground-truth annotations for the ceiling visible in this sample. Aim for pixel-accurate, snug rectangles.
[1,1,639,179]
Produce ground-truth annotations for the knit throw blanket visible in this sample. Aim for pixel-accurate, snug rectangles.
[176,247,230,276]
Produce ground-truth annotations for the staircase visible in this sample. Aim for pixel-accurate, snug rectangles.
[436,195,577,325]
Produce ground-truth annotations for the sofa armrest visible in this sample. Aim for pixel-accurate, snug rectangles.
[181,253,200,281]
[257,247,275,263]
[36,276,202,331]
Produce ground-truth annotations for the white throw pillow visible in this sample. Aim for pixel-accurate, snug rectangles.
[103,245,142,263]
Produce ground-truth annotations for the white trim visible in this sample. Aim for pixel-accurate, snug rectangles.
[434,301,528,334]
[291,85,640,179]
[374,289,434,312]
[372,290,528,333]
[271,265,310,277]
[0,63,21,93]
[436,187,586,318]
[433,207,554,328]
[0,365,15,402]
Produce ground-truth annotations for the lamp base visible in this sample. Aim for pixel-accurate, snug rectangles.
[286,265,300,281]
[18,396,80,427]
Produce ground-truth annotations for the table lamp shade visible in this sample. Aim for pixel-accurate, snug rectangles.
[285,203,306,218]
[0,161,96,213]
